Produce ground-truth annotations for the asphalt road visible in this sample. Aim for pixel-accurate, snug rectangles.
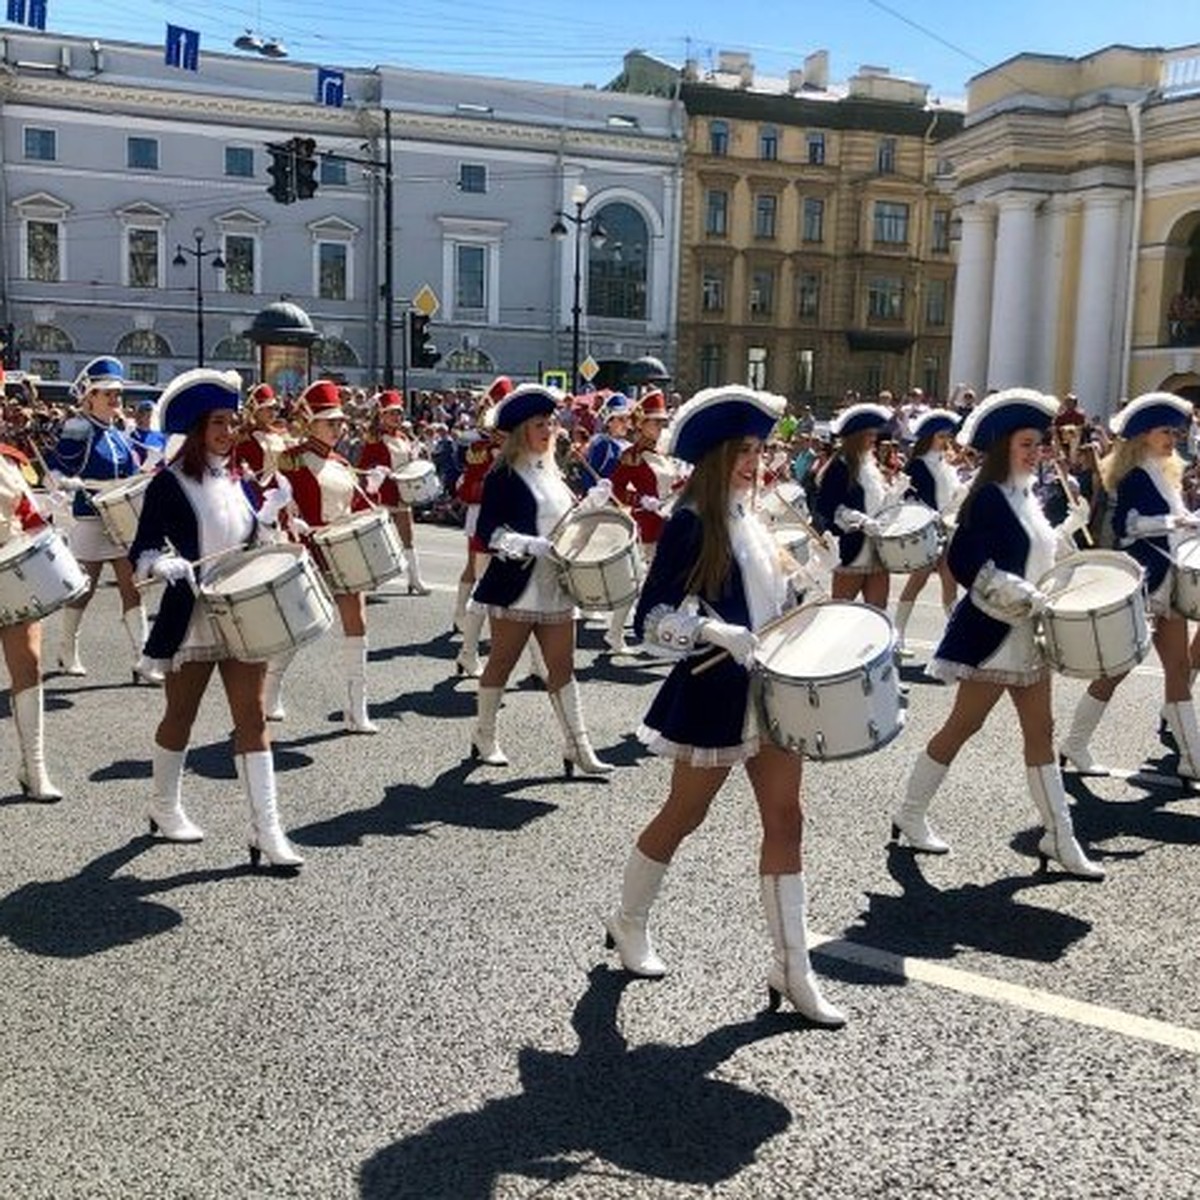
[2,522,1199,1199]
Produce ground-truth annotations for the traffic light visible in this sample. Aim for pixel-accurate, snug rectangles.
[409,313,441,369]
[293,137,319,200]
[266,143,295,205]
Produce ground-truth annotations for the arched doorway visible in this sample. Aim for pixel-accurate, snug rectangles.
[1159,371,1200,404]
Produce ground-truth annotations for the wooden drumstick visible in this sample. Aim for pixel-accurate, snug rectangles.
[690,601,802,676]
[1052,457,1094,547]
[569,447,632,512]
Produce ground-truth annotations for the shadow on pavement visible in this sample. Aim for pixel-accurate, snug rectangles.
[359,964,797,1199]
[1063,768,1200,852]
[367,631,458,667]
[0,837,249,958]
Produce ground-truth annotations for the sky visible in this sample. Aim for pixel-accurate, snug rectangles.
[19,0,1200,99]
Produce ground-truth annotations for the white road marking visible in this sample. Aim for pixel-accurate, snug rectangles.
[810,932,1200,1056]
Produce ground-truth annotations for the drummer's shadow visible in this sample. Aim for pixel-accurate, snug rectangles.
[91,738,316,786]
[847,847,1092,967]
[367,631,457,666]
[373,676,479,722]
[289,758,558,848]
[1063,770,1200,851]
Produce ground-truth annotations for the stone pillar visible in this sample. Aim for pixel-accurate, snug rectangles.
[1031,195,1076,391]
[947,202,996,395]
[986,192,1046,388]
[1070,189,1128,410]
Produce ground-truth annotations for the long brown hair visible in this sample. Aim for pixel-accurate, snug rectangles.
[681,438,743,599]
[956,434,1013,524]
[175,413,214,482]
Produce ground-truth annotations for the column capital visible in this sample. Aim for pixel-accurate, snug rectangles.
[992,190,1049,214]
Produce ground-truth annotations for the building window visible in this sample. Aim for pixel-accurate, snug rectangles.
[455,243,486,312]
[225,147,254,178]
[925,278,948,327]
[754,194,777,239]
[705,189,728,236]
[589,201,649,321]
[866,362,884,394]
[223,234,256,295]
[749,268,775,317]
[116,330,171,358]
[802,197,824,243]
[26,220,61,282]
[128,363,160,386]
[874,201,910,246]
[759,125,779,161]
[127,136,159,171]
[701,267,725,313]
[923,355,940,399]
[320,158,347,186]
[797,272,820,319]
[28,358,60,380]
[806,132,825,165]
[867,277,905,320]
[127,228,160,288]
[699,343,724,388]
[747,346,768,389]
[459,163,487,194]
[931,209,951,253]
[24,127,56,161]
[318,243,347,301]
[876,137,897,174]
[709,120,729,156]
[797,349,815,393]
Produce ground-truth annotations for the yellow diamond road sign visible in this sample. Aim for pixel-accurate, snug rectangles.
[579,355,600,382]
[412,284,440,318]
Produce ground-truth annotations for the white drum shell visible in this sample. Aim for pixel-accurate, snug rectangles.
[0,527,88,627]
[1037,550,1150,679]
[200,546,334,660]
[871,501,940,573]
[394,462,442,506]
[756,601,904,761]
[1173,535,1200,619]
[312,509,406,593]
[92,476,152,550]
[551,509,643,611]
[773,524,811,566]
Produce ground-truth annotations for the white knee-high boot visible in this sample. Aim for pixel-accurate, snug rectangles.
[1164,701,1200,780]
[147,744,203,841]
[604,847,668,977]
[405,547,431,595]
[263,648,296,722]
[123,606,163,685]
[455,606,486,678]
[57,605,86,676]
[12,685,62,802]
[1026,763,1104,879]
[342,635,378,734]
[890,751,949,853]
[760,873,845,1027]
[1059,692,1109,773]
[893,599,915,656]
[240,750,303,869]
[471,686,508,765]
[605,599,633,654]
[549,677,613,776]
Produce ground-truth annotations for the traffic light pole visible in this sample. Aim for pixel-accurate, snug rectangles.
[383,108,395,390]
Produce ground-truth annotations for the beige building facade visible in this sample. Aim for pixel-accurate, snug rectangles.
[944,43,1200,414]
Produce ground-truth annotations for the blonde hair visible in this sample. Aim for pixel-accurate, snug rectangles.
[1101,436,1183,492]
[500,415,560,473]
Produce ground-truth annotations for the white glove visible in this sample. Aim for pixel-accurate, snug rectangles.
[364,465,389,496]
[834,505,872,534]
[1125,508,1177,537]
[977,563,1047,617]
[1177,510,1200,531]
[151,554,195,587]
[699,618,759,667]
[577,479,613,514]
[289,516,312,538]
[257,486,291,527]
[860,517,883,538]
[50,472,85,492]
[639,494,663,513]
[1056,498,1091,539]
[491,528,553,561]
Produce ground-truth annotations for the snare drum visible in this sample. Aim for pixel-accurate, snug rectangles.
[393,461,442,507]
[871,501,941,573]
[759,482,807,527]
[0,527,88,627]
[756,601,903,761]
[200,545,334,660]
[551,508,643,611]
[1037,550,1150,679]
[91,475,153,550]
[1173,535,1200,619]
[772,524,811,566]
[311,509,406,593]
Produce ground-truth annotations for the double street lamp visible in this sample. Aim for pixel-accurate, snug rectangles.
[550,183,606,393]
[173,228,225,367]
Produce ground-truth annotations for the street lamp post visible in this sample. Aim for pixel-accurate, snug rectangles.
[173,228,226,367]
[550,183,606,393]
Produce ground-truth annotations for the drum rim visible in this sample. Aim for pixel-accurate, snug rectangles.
[551,508,638,565]
[310,508,393,545]
[0,525,64,564]
[756,599,896,684]
[201,543,308,592]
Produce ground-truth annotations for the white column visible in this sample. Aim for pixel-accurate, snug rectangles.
[1031,195,1076,391]
[947,202,996,394]
[986,192,1046,388]
[1070,189,1128,410]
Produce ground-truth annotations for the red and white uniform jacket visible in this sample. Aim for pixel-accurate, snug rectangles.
[610,445,667,546]
[458,439,501,553]
[279,438,366,531]
[0,452,44,545]
[234,427,291,479]
[357,434,415,509]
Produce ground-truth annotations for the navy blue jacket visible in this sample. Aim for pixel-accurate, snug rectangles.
[471,463,540,609]
[50,413,141,519]
[815,456,866,566]
[1113,465,1172,594]
[633,507,754,751]
[905,457,937,510]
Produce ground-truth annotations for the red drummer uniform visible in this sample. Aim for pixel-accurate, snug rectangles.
[457,436,501,553]
[357,434,416,509]
[234,384,292,492]
[278,437,368,532]
[0,447,45,543]
[611,445,665,547]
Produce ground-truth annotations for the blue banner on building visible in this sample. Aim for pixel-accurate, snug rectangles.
[6,1,26,24]
[164,23,200,71]
[317,68,345,108]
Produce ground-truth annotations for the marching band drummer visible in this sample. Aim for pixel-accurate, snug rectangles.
[273,380,379,734]
[584,393,632,479]
[356,388,432,597]
[892,408,964,656]
[603,385,844,1027]
[232,383,292,485]
[892,388,1101,879]
[1059,392,1200,778]
[0,443,65,801]
[468,383,613,775]
[814,402,900,609]
[606,388,671,654]
[47,356,161,685]
[127,369,303,869]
